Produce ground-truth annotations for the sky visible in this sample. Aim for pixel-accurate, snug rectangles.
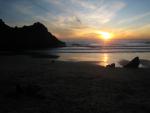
[0,0,150,41]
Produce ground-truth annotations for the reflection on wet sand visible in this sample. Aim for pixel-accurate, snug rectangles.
[56,52,150,67]
[98,53,109,66]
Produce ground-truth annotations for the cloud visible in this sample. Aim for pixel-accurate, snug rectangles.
[0,0,127,39]
[41,0,126,25]
[118,12,150,24]
[71,0,97,9]
[74,0,126,28]
[41,0,126,38]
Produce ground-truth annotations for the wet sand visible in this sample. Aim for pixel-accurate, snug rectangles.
[0,55,150,113]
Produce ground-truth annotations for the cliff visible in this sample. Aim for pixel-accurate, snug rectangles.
[0,19,65,50]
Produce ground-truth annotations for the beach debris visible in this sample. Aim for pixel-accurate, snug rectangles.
[106,63,115,68]
[124,57,140,68]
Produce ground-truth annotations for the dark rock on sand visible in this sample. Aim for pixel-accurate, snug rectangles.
[0,19,65,50]
[124,57,140,68]
[106,63,115,68]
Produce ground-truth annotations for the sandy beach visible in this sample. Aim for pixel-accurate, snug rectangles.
[0,55,150,113]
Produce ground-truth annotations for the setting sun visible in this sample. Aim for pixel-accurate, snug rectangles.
[99,32,112,40]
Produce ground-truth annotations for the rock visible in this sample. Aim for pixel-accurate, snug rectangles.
[0,19,66,50]
[106,63,115,68]
[124,57,140,68]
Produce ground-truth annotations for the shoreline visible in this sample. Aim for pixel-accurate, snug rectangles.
[1,50,150,68]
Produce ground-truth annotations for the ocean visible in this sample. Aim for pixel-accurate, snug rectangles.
[47,39,150,67]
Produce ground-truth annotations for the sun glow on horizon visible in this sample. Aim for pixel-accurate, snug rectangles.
[98,31,113,41]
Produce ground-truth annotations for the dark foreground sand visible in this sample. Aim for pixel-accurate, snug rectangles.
[0,55,150,113]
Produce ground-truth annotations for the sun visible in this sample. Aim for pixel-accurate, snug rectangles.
[99,32,112,40]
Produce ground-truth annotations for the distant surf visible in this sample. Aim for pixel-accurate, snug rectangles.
[51,39,150,53]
